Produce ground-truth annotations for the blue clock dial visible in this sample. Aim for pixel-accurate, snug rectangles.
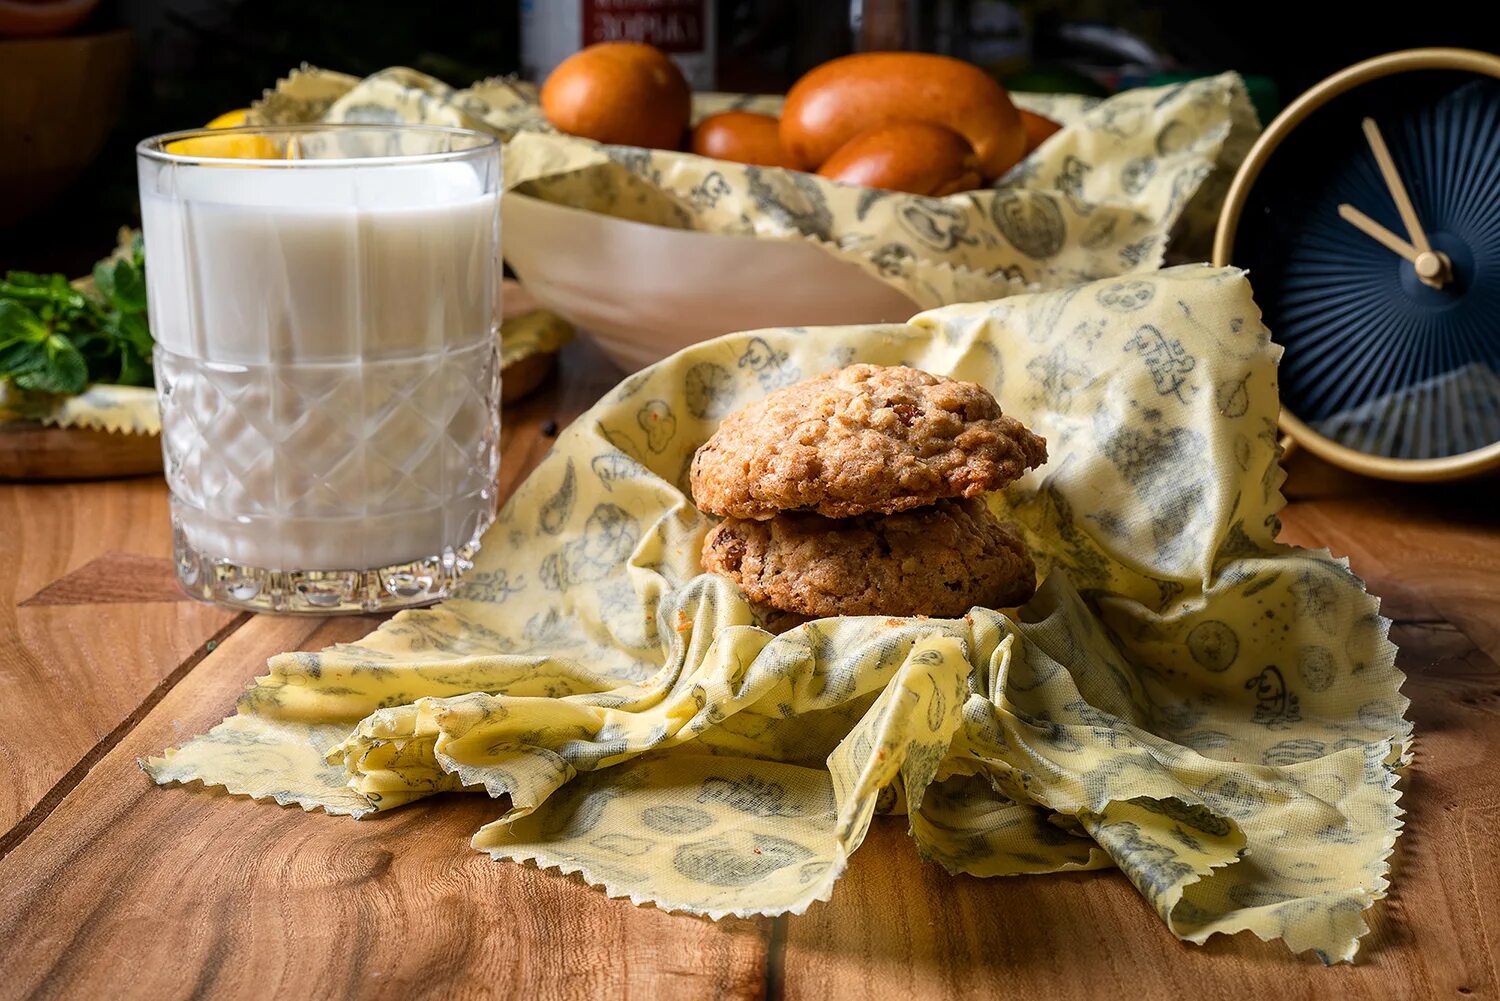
[1233,72,1500,461]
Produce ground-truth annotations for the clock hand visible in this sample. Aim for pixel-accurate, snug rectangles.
[1338,203,1451,284]
[1338,203,1421,260]
[1362,117,1431,254]
[1361,117,1452,288]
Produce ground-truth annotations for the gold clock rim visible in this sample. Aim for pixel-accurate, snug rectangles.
[1213,47,1500,482]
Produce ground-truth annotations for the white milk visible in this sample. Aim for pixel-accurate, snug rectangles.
[141,161,501,572]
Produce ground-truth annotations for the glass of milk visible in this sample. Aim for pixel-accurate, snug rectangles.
[137,125,502,613]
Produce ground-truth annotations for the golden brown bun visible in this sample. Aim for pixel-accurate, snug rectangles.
[817,121,983,196]
[1019,109,1063,154]
[690,111,798,167]
[541,42,690,150]
[780,52,1025,178]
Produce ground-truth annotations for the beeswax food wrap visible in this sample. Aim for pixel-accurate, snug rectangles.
[147,265,1409,963]
[247,67,1258,309]
[0,382,159,435]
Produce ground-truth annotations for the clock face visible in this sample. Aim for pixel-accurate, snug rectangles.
[1230,68,1500,462]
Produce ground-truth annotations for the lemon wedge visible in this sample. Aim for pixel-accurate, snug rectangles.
[205,108,252,129]
[166,109,279,160]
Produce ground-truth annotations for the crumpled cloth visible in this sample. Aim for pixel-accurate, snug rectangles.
[145,265,1408,962]
[249,65,1258,308]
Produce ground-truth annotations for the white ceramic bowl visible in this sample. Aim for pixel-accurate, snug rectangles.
[502,193,919,372]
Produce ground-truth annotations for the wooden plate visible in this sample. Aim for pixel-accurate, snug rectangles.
[0,422,162,481]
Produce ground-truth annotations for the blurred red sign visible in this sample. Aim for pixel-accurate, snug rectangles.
[582,0,707,53]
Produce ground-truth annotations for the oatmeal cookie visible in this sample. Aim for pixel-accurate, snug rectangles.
[701,498,1036,618]
[690,364,1046,519]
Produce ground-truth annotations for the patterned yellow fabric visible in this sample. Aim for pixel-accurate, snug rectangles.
[146,265,1408,962]
[0,383,161,435]
[501,309,573,370]
[248,66,1257,308]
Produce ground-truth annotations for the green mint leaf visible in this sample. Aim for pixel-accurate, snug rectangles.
[27,334,89,394]
[0,300,48,345]
[0,333,88,395]
[116,311,153,355]
[91,259,117,301]
[108,258,148,313]
[2,235,155,395]
[0,338,47,375]
[116,342,154,386]
[0,336,85,394]
[3,272,90,313]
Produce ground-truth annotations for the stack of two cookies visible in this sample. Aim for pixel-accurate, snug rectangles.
[690,364,1048,619]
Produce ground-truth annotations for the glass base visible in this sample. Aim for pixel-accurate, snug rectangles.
[172,527,481,615]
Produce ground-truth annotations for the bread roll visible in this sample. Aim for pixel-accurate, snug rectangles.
[691,111,797,167]
[1019,109,1063,154]
[780,52,1025,178]
[817,121,983,196]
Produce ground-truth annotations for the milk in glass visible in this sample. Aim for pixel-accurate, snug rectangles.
[138,127,502,611]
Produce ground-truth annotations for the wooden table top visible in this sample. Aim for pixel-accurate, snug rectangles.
[1,336,1497,1001]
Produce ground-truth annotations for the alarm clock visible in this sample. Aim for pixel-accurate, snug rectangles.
[1215,48,1500,481]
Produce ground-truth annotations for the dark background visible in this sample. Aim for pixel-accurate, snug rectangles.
[2,0,1496,276]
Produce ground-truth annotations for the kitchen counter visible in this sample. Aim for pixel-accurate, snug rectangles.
[1,335,1496,1000]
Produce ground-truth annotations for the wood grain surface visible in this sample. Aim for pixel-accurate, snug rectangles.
[0,337,1496,1000]
[0,613,770,1001]
[0,477,238,833]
